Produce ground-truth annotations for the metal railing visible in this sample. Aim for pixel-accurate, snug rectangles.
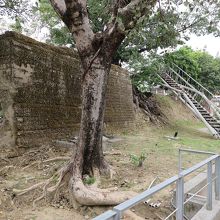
[157,64,220,138]
[159,65,220,122]
[158,62,215,101]
[171,63,214,100]
[93,149,220,220]
[168,64,220,117]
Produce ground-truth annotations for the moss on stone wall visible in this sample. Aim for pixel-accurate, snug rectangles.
[0,32,135,147]
[1,31,79,59]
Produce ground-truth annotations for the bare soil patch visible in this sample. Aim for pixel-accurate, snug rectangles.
[0,133,178,220]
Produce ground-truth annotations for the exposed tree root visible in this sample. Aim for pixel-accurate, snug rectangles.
[123,210,145,220]
[14,168,136,209]
[103,151,122,156]
[22,161,40,170]
[14,162,72,200]
[43,157,70,163]
[87,186,118,193]
[0,165,15,175]
[13,181,46,196]
[69,176,137,206]
[133,86,167,124]
[15,160,137,210]
[22,157,70,170]
[0,157,11,163]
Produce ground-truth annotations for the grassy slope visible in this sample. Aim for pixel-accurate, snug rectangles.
[108,94,220,183]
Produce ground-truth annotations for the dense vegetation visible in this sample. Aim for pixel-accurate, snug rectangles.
[1,0,220,66]
[132,47,220,94]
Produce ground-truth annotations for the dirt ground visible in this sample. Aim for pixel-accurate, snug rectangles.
[0,131,180,220]
[0,95,215,220]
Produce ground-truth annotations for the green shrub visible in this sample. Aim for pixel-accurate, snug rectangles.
[83,176,96,185]
[130,152,147,167]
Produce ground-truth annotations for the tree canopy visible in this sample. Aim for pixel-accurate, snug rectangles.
[36,0,220,64]
[2,0,220,65]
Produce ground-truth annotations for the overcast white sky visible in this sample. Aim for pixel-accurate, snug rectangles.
[186,34,220,57]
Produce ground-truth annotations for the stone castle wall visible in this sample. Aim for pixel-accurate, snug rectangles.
[0,32,135,147]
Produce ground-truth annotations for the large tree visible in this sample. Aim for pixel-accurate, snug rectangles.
[1,0,154,206]
[43,0,158,205]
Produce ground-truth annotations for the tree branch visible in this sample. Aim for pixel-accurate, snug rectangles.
[49,0,94,55]
[177,15,209,33]
[105,0,157,40]
[49,0,66,17]
[118,0,157,31]
[103,0,157,57]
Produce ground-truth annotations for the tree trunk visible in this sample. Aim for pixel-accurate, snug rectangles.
[72,53,111,178]
[66,53,138,206]
[26,0,158,207]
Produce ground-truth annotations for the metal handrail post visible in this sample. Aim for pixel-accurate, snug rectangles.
[176,175,184,220]
[179,148,216,155]
[207,161,213,210]
[112,209,120,220]
[114,214,120,220]
[215,157,220,200]
[178,148,182,174]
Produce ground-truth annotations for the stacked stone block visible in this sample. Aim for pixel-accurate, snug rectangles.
[0,32,135,147]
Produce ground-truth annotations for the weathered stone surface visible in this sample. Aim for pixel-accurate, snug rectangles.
[0,31,135,147]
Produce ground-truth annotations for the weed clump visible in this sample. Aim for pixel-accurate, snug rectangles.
[130,152,147,167]
[83,176,96,185]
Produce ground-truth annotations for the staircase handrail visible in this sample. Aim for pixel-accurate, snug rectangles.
[159,81,202,118]
[168,66,220,116]
[182,93,220,137]
[169,67,195,90]
[172,63,214,98]
[179,85,220,120]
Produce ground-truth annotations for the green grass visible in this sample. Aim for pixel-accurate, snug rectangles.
[170,120,220,152]
[114,118,220,174]
[155,95,173,107]
[110,95,220,176]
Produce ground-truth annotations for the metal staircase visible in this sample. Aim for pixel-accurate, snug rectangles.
[158,63,220,138]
